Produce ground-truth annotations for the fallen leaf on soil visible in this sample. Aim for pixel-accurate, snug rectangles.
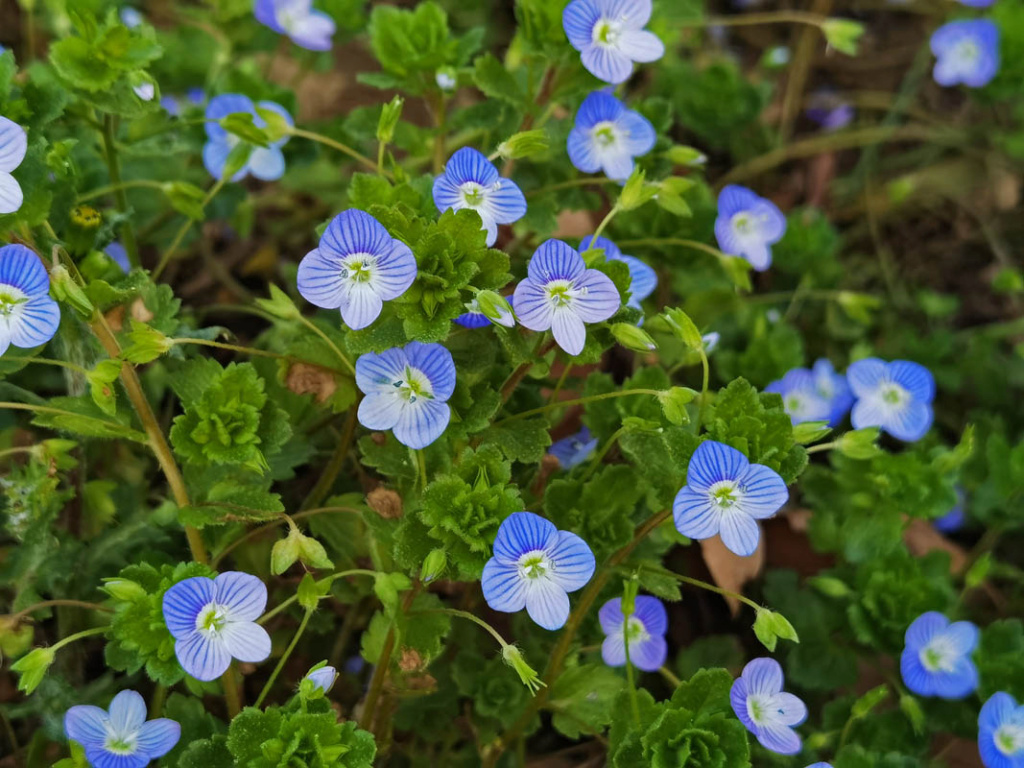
[902,517,968,574]
[701,532,764,616]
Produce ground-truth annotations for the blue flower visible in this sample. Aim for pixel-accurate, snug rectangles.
[162,571,272,682]
[133,82,155,102]
[806,764,834,768]
[934,488,967,534]
[203,94,293,182]
[568,91,656,181]
[806,90,854,131]
[702,331,720,353]
[812,359,853,427]
[160,95,182,116]
[979,692,1024,768]
[959,0,994,5]
[355,342,456,449]
[105,242,131,273]
[454,295,515,329]
[847,357,934,442]
[765,369,833,426]
[563,0,665,84]
[481,512,595,630]
[730,658,807,755]
[65,690,180,768]
[900,611,978,699]
[548,427,598,469]
[714,185,787,271]
[673,440,788,557]
[186,88,206,105]
[296,209,417,330]
[120,7,143,27]
[513,239,620,356]
[931,20,1000,89]
[432,147,526,247]
[0,116,27,214]
[0,245,60,358]
[598,596,668,671]
[305,664,338,694]
[255,0,336,51]
[579,235,656,314]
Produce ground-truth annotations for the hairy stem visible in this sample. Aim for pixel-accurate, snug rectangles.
[100,115,140,269]
[494,388,664,426]
[254,608,313,707]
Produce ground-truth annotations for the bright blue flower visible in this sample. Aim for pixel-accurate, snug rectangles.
[812,359,853,427]
[120,7,143,27]
[296,209,417,330]
[673,440,788,557]
[0,245,60,358]
[432,147,527,247]
[598,596,668,671]
[548,427,598,469]
[563,0,665,85]
[847,357,934,442]
[186,88,206,105]
[900,611,978,699]
[305,665,338,694]
[513,239,620,356]
[765,369,832,426]
[806,90,854,131]
[481,512,595,630]
[0,116,27,214]
[105,242,131,273]
[355,342,456,449]
[568,91,656,181]
[934,488,967,533]
[203,94,293,182]
[959,0,994,5]
[65,690,180,768]
[714,185,787,271]
[579,235,657,314]
[931,20,1000,89]
[979,692,1024,768]
[255,0,336,51]
[806,764,833,768]
[162,571,272,682]
[730,658,807,755]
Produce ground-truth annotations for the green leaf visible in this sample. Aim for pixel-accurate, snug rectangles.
[792,421,831,445]
[472,53,526,107]
[549,664,625,738]
[479,417,552,464]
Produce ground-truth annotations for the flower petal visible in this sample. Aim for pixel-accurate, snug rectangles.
[599,148,635,182]
[563,0,600,51]
[481,559,527,612]
[601,633,627,667]
[719,512,760,557]
[373,240,418,301]
[357,393,404,431]
[0,244,50,296]
[845,357,887,398]
[64,705,109,749]
[581,45,633,84]
[573,269,621,322]
[221,621,272,663]
[525,578,571,630]
[546,530,595,593]
[162,577,215,639]
[136,718,182,760]
[944,621,980,655]
[686,440,749,491]
[567,127,601,174]
[9,297,60,351]
[107,690,147,733]
[717,185,761,219]
[616,108,657,157]
[247,146,285,181]
[296,248,346,309]
[979,692,1018,734]
[404,342,456,401]
[617,29,664,63]
[883,398,933,442]
[321,209,392,259]
[905,611,948,651]
[432,174,463,213]
[900,647,932,696]
[673,486,720,540]
[737,463,788,520]
[288,10,336,51]
[85,748,144,768]
[766,692,808,726]
[742,657,784,696]
[756,722,802,755]
[730,677,753,729]
[493,512,558,564]
[598,597,626,635]
[0,171,22,214]
[204,94,255,141]
[617,254,657,303]
[889,360,935,403]
[930,657,979,699]
[355,347,408,395]
[0,117,26,173]
[339,283,383,330]
[634,596,668,636]
[551,307,587,355]
[579,235,622,260]
[175,631,231,682]
[392,398,450,449]
[483,178,527,226]
[441,147,499,187]
[214,571,268,621]
[629,635,667,671]
[254,0,284,32]
[512,279,555,332]
[528,239,586,283]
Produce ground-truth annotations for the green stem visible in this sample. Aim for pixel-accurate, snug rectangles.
[415,448,428,490]
[660,569,762,613]
[257,569,378,626]
[360,583,421,733]
[580,425,628,483]
[4,355,91,376]
[153,177,227,279]
[221,668,242,718]
[213,506,363,567]
[0,447,33,461]
[50,625,108,653]
[0,401,145,441]
[806,441,838,454]
[288,127,387,177]
[682,11,830,30]
[622,615,641,727]
[77,180,167,203]
[696,347,710,431]
[254,608,313,707]
[9,599,113,622]
[301,407,360,511]
[293,315,356,375]
[547,360,573,405]
[659,666,682,687]
[494,389,664,426]
[172,338,351,378]
[424,608,511,649]
[150,684,167,718]
[584,205,620,258]
[615,238,732,262]
[100,116,141,269]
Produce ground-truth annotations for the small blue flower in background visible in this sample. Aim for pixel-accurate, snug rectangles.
[482,512,595,630]
[255,0,336,51]
[296,209,417,330]
[979,692,1024,768]
[305,664,338,694]
[958,0,996,8]
[562,0,665,85]
[806,90,854,131]
[673,440,787,557]
[105,242,131,273]
[160,95,182,116]
[812,359,853,426]
[847,357,934,442]
[731,657,807,755]
[0,245,60,359]
[187,87,206,105]
[765,369,833,426]
[931,20,1000,89]
[133,82,155,102]
[0,116,27,214]
[355,342,456,449]
[900,611,978,699]
[579,235,657,315]
[432,147,526,247]
[65,690,180,768]
[548,427,598,469]
[702,331,720,354]
[934,488,967,534]
[454,295,515,329]
[714,185,787,272]
[568,91,656,182]
[598,595,668,671]
[436,69,457,91]
[203,94,293,182]
[120,6,143,28]
[162,571,272,681]
[806,764,834,768]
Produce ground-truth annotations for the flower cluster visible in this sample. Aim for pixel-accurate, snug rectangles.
[847,357,935,442]
[204,94,293,182]
[766,359,853,427]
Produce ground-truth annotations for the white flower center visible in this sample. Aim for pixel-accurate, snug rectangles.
[919,634,958,673]
[340,253,378,285]
[196,603,229,636]
[518,550,552,581]
[460,181,488,209]
[955,39,980,64]
[0,285,27,322]
[593,17,624,46]
[995,723,1024,756]
[391,365,434,404]
[708,480,742,510]
[591,121,620,150]
[622,616,649,645]
[731,211,770,239]
[104,726,139,756]
[546,279,586,309]
[880,382,907,407]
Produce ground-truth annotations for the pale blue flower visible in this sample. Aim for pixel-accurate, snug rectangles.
[673,440,788,557]
[203,94,293,182]
[0,116,27,214]
[255,0,336,51]
[847,357,934,442]
[563,0,665,84]
[934,488,967,534]
[979,692,1024,768]
[105,242,131,273]
[160,96,182,116]
[162,571,272,681]
[548,427,598,469]
[765,369,832,426]
[305,664,338,694]
[959,0,994,5]
[454,295,514,329]
[900,611,978,700]
[432,147,526,247]
[133,83,155,101]
[812,359,853,427]
[731,658,807,755]
[807,90,854,131]
[714,185,787,271]
[806,764,833,768]
[355,342,456,449]
[65,690,180,768]
[513,239,620,355]
[120,7,143,27]
[436,69,457,90]
[931,20,1000,88]
[579,235,656,314]
[599,596,667,671]
[702,332,720,353]
[296,209,416,330]
[481,512,595,630]
[0,245,60,358]
[186,88,206,105]
[568,91,655,181]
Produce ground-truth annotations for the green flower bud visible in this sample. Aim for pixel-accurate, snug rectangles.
[420,548,447,583]
[476,291,515,328]
[377,95,404,144]
[611,322,657,352]
[502,645,545,694]
[497,130,549,161]
[49,265,95,318]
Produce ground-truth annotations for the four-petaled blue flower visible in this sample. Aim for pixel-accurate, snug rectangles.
[513,239,621,356]
[568,91,656,181]
[900,611,978,699]
[548,426,599,469]
[731,657,808,755]
[305,664,338,694]
[598,595,668,671]
[847,357,934,442]
[255,0,336,51]
[120,7,143,28]
[806,90,854,132]
[0,245,60,359]
[714,185,787,271]
[765,369,833,426]
[432,147,527,247]
[355,342,456,449]
[0,116,27,214]
[673,440,788,557]
[162,571,272,681]
[296,209,417,330]
[931,20,1000,89]
[65,689,180,768]
[811,359,854,427]
[203,94,293,182]
[482,512,595,630]
[580,235,656,315]
[563,0,665,85]
[979,692,1024,768]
